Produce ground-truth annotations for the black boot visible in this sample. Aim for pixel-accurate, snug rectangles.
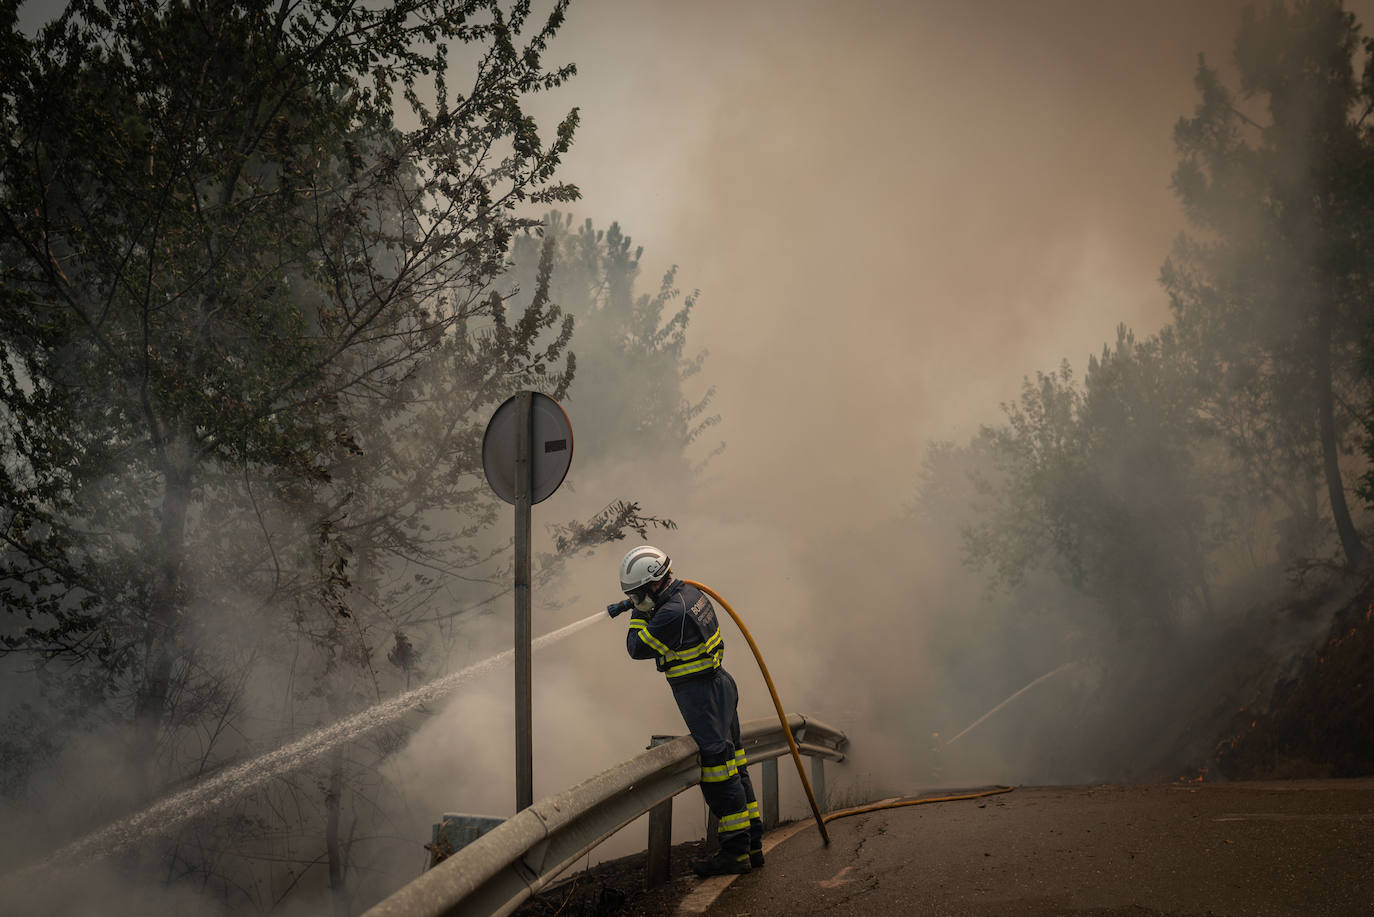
[691,850,751,877]
[749,848,765,868]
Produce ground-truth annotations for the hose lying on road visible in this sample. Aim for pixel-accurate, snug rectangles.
[819,785,1015,824]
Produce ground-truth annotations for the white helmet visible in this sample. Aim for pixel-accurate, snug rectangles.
[620,545,671,595]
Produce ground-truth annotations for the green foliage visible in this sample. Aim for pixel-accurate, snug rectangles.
[0,0,581,746]
[0,3,689,909]
[548,499,677,556]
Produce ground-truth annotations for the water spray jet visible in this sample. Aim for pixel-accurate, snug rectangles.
[945,661,1079,746]
[1,610,605,886]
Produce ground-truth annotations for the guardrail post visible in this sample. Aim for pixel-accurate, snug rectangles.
[811,755,827,813]
[760,758,779,829]
[645,735,677,887]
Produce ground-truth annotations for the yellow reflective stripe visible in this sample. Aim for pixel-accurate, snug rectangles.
[666,658,715,678]
[628,620,672,656]
[746,800,761,819]
[664,647,723,679]
[733,748,748,767]
[701,760,738,783]
[664,646,724,679]
[717,809,751,833]
[661,629,722,663]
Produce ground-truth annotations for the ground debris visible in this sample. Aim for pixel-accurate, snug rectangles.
[1208,578,1374,780]
[511,839,714,917]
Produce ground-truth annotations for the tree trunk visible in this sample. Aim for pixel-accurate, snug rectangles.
[133,452,193,771]
[1315,298,1367,570]
[326,748,350,917]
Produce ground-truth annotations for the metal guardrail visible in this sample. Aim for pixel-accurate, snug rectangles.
[362,713,847,917]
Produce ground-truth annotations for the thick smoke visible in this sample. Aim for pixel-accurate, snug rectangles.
[5,2,1374,915]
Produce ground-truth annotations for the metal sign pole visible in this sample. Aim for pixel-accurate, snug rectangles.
[514,391,533,812]
[482,390,571,814]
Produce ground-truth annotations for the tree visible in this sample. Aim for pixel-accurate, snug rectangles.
[1363,322,1374,508]
[0,7,694,910]
[0,1,598,911]
[1162,0,1372,569]
[962,327,1222,636]
[1076,326,1221,618]
[961,361,1088,597]
[502,212,722,474]
[0,0,579,750]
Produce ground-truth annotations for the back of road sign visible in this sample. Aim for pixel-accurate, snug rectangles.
[481,392,573,505]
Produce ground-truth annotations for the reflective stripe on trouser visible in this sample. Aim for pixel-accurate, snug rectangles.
[729,722,764,850]
[674,669,752,856]
[717,806,752,834]
[698,758,750,855]
[701,759,738,783]
[742,777,764,851]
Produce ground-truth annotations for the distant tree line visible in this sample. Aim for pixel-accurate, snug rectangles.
[919,0,1373,644]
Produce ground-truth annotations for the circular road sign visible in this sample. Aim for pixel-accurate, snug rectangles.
[482,392,574,505]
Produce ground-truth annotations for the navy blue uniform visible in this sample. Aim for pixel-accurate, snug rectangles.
[626,579,763,862]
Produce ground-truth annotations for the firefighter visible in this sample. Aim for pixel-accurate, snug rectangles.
[618,545,764,877]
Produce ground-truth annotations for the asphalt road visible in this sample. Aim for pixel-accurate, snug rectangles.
[691,780,1374,916]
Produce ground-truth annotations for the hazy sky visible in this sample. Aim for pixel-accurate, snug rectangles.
[533,0,1374,530]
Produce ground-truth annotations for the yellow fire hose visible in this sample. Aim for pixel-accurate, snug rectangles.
[684,581,1016,844]
[819,785,1014,824]
[684,580,832,845]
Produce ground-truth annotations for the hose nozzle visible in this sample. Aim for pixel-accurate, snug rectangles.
[606,599,634,618]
